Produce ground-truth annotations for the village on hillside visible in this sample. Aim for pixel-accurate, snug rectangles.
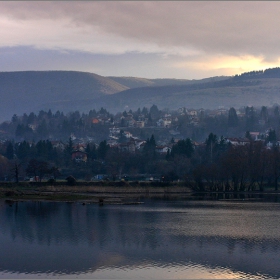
[0,104,279,186]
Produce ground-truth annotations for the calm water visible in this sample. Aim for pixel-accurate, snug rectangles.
[1,198,280,279]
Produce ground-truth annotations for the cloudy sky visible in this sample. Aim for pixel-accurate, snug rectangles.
[1,1,280,79]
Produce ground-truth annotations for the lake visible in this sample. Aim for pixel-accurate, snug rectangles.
[0,197,280,279]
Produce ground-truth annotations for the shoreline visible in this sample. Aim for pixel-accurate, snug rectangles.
[0,183,193,204]
[1,183,280,204]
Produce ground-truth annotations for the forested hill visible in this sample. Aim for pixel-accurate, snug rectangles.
[96,67,280,113]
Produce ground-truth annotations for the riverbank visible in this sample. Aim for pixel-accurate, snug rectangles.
[0,181,193,204]
[1,182,280,204]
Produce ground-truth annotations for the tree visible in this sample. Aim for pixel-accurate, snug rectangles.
[26,159,50,182]
[15,140,32,160]
[245,106,256,130]
[97,140,110,159]
[143,135,156,159]
[228,107,238,127]
[5,142,14,160]
[268,147,280,191]
[37,120,48,138]
[64,137,74,166]
[66,175,76,186]
[260,106,268,122]
[170,138,194,158]
[245,131,252,141]
[266,129,277,144]
[12,114,18,123]
[27,112,36,124]
[49,166,60,180]
[10,160,21,183]
[85,143,97,161]
[0,156,9,180]
[205,133,218,163]
[149,104,160,120]
[118,130,127,143]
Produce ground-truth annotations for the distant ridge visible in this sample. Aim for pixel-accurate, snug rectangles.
[99,68,280,112]
[1,68,280,122]
[107,76,229,88]
[0,71,128,121]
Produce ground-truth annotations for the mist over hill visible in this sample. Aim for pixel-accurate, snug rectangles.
[1,68,280,121]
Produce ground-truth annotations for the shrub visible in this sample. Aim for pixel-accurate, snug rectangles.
[47,178,56,184]
[66,175,76,186]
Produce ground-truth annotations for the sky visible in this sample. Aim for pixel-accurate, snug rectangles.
[1,1,280,79]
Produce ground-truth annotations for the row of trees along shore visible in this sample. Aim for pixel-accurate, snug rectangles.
[1,133,280,192]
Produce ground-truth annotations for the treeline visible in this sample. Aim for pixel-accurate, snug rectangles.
[1,133,280,192]
[234,67,280,79]
[1,103,280,143]
[3,108,113,142]
[0,106,164,142]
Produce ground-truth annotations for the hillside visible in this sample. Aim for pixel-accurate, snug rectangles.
[107,76,229,88]
[2,68,280,121]
[0,71,128,121]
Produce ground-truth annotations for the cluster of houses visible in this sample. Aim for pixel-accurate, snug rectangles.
[68,132,173,163]
[67,128,279,163]
[225,130,280,148]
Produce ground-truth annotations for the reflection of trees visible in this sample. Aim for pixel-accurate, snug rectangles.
[0,201,280,277]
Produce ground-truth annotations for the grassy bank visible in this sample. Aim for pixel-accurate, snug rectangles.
[0,181,193,203]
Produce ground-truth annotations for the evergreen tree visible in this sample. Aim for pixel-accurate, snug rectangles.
[15,141,31,160]
[143,135,156,158]
[6,141,14,160]
[97,140,110,159]
[228,107,238,127]
[170,138,194,158]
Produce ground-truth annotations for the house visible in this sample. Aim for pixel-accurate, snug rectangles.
[71,150,87,162]
[169,130,180,136]
[225,137,251,146]
[92,118,99,124]
[109,127,120,137]
[157,118,172,128]
[118,140,136,153]
[123,131,132,138]
[128,120,136,127]
[188,110,197,116]
[28,124,37,131]
[135,121,145,128]
[51,141,65,150]
[107,139,119,147]
[134,139,146,150]
[155,146,171,154]
[92,174,107,181]
[249,132,261,141]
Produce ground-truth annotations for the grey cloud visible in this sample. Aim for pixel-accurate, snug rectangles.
[1,1,280,59]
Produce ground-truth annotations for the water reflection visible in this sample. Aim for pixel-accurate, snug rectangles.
[0,199,280,279]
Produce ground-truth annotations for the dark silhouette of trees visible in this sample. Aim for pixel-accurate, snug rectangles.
[97,140,110,160]
[143,135,156,159]
[26,159,50,182]
[5,141,14,160]
[228,107,239,127]
[10,160,21,183]
[170,138,194,158]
